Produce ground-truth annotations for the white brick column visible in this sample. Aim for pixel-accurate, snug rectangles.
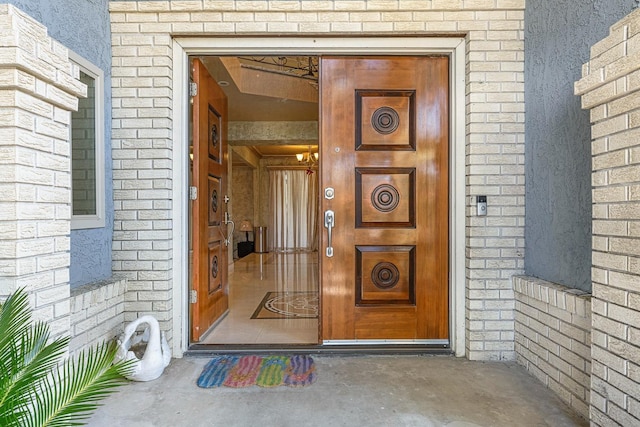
[109,14,175,340]
[464,10,525,360]
[110,0,526,358]
[575,8,640,426]
[0,5,85,337]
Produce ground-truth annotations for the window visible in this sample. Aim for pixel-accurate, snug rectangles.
[69,52,105,229]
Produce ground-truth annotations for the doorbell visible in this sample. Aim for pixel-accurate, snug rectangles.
[477,196,487,216]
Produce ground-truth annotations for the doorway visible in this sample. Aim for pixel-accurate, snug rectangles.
[190,55,321,345]
[173,37,467,356]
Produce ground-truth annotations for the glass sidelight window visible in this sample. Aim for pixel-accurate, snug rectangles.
[69,52,105,229]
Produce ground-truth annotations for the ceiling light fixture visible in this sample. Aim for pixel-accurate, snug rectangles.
[237,56,318,81]
[296,146,319,174]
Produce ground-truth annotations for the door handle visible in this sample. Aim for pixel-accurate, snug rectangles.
[324,209,335,257]
[222,211,234,247]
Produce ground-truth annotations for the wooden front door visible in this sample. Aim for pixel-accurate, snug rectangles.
[191,58,229,342]
[320,57,449,342]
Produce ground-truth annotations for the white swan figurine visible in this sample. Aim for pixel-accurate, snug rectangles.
[115,315,171,382]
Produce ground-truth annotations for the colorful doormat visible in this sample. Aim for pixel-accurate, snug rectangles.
[196,355,317,388]
[250,291,318,319]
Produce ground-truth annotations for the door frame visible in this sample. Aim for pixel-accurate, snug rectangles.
[171,37,466,357]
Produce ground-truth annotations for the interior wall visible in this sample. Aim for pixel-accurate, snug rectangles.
[5,0,114,288]
[524,0,637,291]
[231,165,255,255]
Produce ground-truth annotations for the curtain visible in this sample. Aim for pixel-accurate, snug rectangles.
[269,169,318,252]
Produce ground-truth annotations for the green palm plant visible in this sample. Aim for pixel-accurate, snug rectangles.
[0,288,131,427]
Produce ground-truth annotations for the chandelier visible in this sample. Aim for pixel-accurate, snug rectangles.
[237,56,318,81]
[296,146,318,174]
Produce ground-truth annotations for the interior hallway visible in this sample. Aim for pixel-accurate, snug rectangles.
[201,252,318,345]
[89,355,587,426]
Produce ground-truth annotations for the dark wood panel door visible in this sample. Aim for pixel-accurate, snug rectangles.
[191,58,229,342]
[320,56,449,341]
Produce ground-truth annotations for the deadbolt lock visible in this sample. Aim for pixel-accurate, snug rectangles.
[325,187,335,200]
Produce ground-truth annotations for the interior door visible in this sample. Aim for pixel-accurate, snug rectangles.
[320,56,449,342]
[191,58,230,342]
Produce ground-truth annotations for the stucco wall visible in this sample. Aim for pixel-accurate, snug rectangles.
[6,0,114,288]
[524,0,637,292]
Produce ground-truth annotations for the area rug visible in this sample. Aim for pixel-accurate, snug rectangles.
[196,355,317,388]
[250,291,318,319]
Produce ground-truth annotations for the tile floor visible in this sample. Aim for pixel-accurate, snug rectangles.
[201,251,319,345]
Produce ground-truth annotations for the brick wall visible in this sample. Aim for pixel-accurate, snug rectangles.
[0,3,128,359]
[109,0,526,359]
[0,4,85,338]
[514,276,591,419]
[69,278,127,355]
[575,8,640,426]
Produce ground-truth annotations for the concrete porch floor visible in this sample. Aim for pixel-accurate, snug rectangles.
[89,355,587,427]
